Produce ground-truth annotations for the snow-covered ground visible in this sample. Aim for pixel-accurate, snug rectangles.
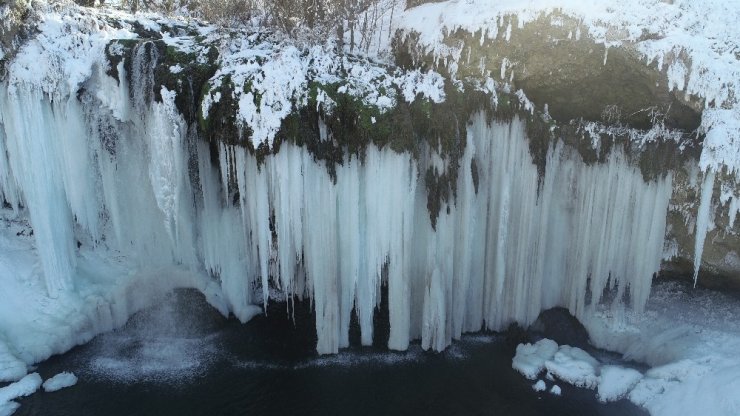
[514,281,740,416]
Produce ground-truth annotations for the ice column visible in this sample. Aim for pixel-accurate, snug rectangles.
[693,169,716,286]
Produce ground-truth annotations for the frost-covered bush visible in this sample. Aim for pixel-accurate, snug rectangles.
[74,0,399,53]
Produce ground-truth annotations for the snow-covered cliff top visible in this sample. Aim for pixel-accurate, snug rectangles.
[4,2,446,148]
[397,0,740,177]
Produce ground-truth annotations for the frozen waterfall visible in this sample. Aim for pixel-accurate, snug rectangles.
[0,57,673,354]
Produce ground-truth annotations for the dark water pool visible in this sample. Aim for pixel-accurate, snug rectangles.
[16,290,647,416]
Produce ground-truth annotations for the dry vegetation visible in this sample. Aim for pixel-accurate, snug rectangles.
[80,0,401,52]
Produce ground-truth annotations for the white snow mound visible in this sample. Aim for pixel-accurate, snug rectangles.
[42,372,78,392]
[512,338,558,380]
[544,345,600,389]
[0,372,42,416]
[597,365,643,402]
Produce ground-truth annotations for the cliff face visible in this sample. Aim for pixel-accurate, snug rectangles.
[0,0,33,65]
[394,9,740,288]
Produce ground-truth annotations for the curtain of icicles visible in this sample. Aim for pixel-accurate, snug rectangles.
[0,56,672,354]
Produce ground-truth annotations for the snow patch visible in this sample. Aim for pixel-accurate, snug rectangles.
[0,372,41,415]
[597,365,642,402]
[584,281,740,416]
[42,372,77,392]
[512,338,558,379]
[532,379,546,392]
[544,345,600,389]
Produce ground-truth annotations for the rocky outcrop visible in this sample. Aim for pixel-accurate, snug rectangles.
[0,0,34,69]
[396,12,703,131]
[664,168,740,289]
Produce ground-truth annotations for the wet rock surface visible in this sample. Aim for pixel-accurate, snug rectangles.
[528,307,591,351]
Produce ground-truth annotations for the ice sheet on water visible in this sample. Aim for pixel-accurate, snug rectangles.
[514,339,648,403]
[77,295,227,384]
[297,347,425,369]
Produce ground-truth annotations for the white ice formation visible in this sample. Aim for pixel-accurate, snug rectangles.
[517,280,740,416]
[0,74,674,354]
[0,4,676,367]
[0,373,42,416]
[42,372,78,393]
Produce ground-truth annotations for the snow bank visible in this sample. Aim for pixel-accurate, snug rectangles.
[0,343,25,383]
[583,281,740,416]
[512,339,558,379]
[532,379,546,392]
[42,372,77,393]
[515,282,740,416]
[544,345,600,389]
[0,372,41,416]
[398,0,740,176]
[597,365,642,402]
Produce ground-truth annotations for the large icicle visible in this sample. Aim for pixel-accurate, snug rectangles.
[692,170,716,286]
[0,88,80,297]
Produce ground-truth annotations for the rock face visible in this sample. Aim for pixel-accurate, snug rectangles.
[0,0,33,65]
[398,12,703,131]
[664,168,740,289]
[528,307,590,350]
[395,11,740,288]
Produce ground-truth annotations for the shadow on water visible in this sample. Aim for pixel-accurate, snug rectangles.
[17,289,647,416]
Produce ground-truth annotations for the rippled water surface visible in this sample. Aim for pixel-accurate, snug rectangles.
[17,290,647,416]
